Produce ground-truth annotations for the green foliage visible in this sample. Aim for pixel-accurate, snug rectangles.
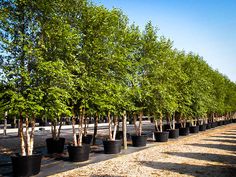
[0,0,235,123]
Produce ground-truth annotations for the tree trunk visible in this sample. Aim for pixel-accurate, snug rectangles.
[29,117,35,156]
[167,112,172,129]
[25,115,30,155]
[112,115,118,140]
[77,107,84,146]
[172,113,175,129]
[133,113,138,136]
[19,113,26,156]
[72,115,77,146]
[108,112,112,140]
[93,112,98,145]
[18,119,20,137]
[138,111,143,136]
[3,111,7,136]
[83,109,87,136]
[57,117,63,139]
[122,111,127,150]
[154,119,159,132]
[160,113,163,132]
[52,120,57,139]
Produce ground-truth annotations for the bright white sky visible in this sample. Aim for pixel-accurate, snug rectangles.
[93,0,236,82]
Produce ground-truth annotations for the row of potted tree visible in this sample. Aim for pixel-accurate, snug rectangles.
[1,0,236,176]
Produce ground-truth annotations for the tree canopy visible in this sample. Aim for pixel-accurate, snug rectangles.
[1,0,236,122]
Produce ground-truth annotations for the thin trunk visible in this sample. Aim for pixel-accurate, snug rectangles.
[160,112,163,132]
[4,111,7,136]
[108,112,112,140]
[52,120,57,139]
[122,111,127,150]
[18,119,20,137]
[172,113,175,129]
[167,113,172,129]
[13,116,16,128]
[93,113,98,145]
[19,113,26,156]
[154,119,159,132]
[133,113,138,136]
[112,115,118,140]
[25,114,30,156]
[57,117,63,139]
[29,116,35,156]
[212,113,215,122]
[78,107,83,146]
[72,113,77,146]
[138,111,143,136]
[83,109,87,136]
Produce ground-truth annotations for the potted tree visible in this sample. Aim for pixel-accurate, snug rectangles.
[68,105,90,162]
[177,113,190,136]
[45,113,65,154]
[153,112,169,142]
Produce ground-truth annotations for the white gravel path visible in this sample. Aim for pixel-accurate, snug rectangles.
[50,124,236,177]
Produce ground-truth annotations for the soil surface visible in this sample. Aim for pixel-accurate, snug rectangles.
[50,124,236,177]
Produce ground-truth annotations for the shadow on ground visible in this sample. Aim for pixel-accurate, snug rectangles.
[165,152,236,165]
[139,161,235,177]
[187,143,236,152]
[203,139,236,144]
[210,136,236,139]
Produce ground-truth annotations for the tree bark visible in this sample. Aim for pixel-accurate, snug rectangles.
[122,111,127,149]
[29,116,35,156]
[83,108,87,136]
[154,119,159,132]
[108,111,112,140]
[138,111,143,136]
[3,111,7,136]
[93,112,98,145]
[160,112,163,132]
[18,119,20,137]
[25,114,30,155]
[133,113,138,136]
[57,117,63,140]
[19,113,26,156]
[72,114,77,146]
[112,115,118,140]
[172,113,175,129]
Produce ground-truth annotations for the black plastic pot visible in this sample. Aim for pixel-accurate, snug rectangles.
[46,138,65,154]
[103,140,121,154]
[211,122,217,128]
[217,121,223,126]
[233,119,236,123]
[189,126,199,133]
[199,124,207,131]
[175,123,182,129]
[67,144,90,162]
[82,135,93,144]
[206,123,212,129]
[112,131,131,140]
[11,154,42,177]
[167,129,179,139]
[186,122,191,127]
[77,134,93,144]
[131,135,148,147]
[154,131,169,142]
[163,124,171,131]
[179,127,189,136]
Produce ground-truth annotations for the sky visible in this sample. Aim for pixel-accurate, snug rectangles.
[92,0,236,82]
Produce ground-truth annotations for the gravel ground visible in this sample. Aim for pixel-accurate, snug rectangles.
[49,124,236,177]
